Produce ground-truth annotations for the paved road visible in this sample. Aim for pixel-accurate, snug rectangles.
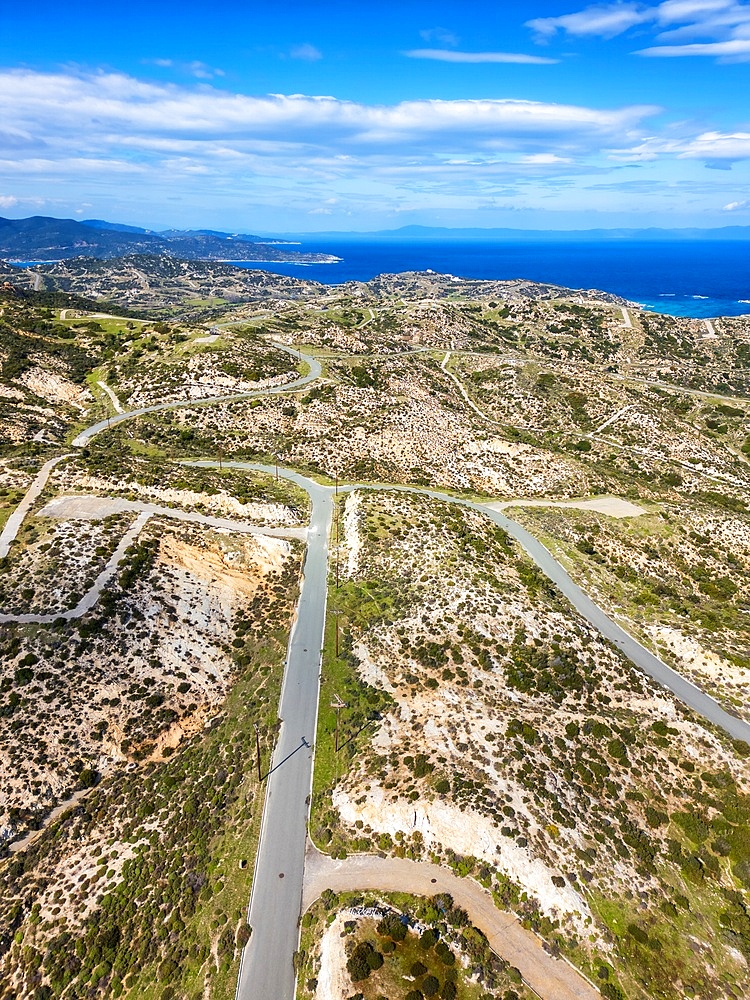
[482,501,750,742]
[0,454,73,559]
[190,463,335,1000]
[71,344,322,447]
[4,333,747,998]
[342,483,750,743]
[304,846,600,1000]
[187,466,748,1000]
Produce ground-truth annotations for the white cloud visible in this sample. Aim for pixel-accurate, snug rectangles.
[2,67,745,225]
[637,35,750,54]
[612,129,750,163]
[289,43,322,61]
[527,0,750,59]
[521,153,574,164]
[419,27,460,47]
[188,61,226,80]
[403,49,558,64]
[723,198,750,209]
[526,3,650,40]
[0,70,654,149]
[0,193,47,209]
[144,58,225,78]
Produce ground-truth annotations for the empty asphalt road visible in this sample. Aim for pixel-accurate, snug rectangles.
[188,463,335,1000]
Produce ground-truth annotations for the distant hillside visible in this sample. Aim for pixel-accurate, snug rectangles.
[82,219,154,234]
[2,255,630,318]
[3,254,329,315]
[0,216,340,264]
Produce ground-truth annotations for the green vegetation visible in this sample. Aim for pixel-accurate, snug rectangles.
[3,266,750,1000]
[0,546,300,1000]
[297,890,534,1000]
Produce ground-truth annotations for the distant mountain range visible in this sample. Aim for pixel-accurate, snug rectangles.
[277,224,750,242]
[0,216,339,263]
[4,215,748,269]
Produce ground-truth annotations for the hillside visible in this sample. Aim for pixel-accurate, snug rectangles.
[0,215,339,264]
[0,268,748,1000]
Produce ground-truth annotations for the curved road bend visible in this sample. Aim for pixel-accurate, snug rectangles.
[0,454,73,559]
[5,326,741,995]
[304,846,599,1000]
[0,510,152,625]
[187,463,335,1000]
[187,464,749,1000]
[0,496,305,626]
[342,483,750,744]
[71,345,322,447]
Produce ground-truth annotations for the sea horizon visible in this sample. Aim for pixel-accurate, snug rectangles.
[229,237,750,320]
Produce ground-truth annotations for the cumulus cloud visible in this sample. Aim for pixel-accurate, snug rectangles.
[0,70,655,149]
[0,67,742,222]
[404,49,558,64]
[723,198,750,209]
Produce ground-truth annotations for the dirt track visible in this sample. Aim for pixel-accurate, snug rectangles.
[303,844,600,1000]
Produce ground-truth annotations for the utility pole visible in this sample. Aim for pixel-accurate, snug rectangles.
[275,455,279,481]
[254,723,262,782]
[333,608,340,658]
[218,443,223,471]
[331,693,346,753]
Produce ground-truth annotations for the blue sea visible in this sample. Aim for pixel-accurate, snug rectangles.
[232,239,750,319]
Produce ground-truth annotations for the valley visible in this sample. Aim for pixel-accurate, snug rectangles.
[0,259,748,1000]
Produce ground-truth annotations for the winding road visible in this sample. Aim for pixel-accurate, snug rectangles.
[71,343,322,447]
[5,331,750,1000]
[187,463,750,1000]
[304,845,599,1000]
[0,454,73,559]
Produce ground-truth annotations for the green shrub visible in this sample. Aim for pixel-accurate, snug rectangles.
[422,975,440,996]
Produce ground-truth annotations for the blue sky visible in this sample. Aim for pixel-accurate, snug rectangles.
[1,0,749,232]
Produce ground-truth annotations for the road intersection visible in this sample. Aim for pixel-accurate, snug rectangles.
[4,336,750,999]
